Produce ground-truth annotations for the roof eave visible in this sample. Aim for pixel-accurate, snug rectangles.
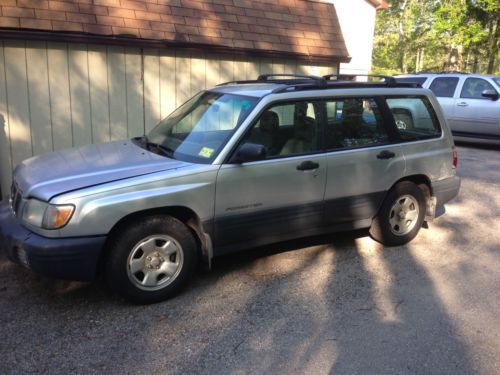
[0,29,351,64]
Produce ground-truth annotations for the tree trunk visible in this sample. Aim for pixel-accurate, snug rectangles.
[486,18,499,74]
[472,45,479,73]
[398,0,409,73]
[447,45,463,72]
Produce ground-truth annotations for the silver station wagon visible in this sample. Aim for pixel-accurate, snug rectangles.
[0,74,460,303]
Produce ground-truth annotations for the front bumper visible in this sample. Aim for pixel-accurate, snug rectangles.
[0,200,106,281]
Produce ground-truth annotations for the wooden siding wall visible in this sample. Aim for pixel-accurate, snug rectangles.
[0,40,337,198]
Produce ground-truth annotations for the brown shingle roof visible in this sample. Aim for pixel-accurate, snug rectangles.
[0,0,350,61]
[365,0,390,9]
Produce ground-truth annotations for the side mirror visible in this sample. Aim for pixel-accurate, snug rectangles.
[231,143,266,163]
[481,89,499,101]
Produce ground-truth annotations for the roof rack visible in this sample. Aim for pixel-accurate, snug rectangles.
[323,74,397,87]
[216,73,420,93]
[257,73,327,86]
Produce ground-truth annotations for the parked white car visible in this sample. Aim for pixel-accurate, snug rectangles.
[396,73,500,145]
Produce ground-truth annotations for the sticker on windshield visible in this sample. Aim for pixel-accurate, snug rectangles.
[198,147,214,158]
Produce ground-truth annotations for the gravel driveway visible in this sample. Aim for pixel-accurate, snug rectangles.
[0,144,499,374]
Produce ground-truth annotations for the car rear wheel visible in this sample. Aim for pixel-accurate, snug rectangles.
[105,215,197,304]
[369,181,426,246]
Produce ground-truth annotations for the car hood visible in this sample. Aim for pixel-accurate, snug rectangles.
[14,140,190,201]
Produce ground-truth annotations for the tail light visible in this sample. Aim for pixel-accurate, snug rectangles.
[452,145,458,169]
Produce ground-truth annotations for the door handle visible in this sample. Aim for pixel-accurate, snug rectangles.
[376,150,395,159]
[457,102,468,107]
[296,160,319,171]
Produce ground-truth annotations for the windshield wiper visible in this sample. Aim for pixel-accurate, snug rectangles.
[146,141,175,158]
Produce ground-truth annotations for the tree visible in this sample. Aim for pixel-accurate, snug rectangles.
[372,0,500,74]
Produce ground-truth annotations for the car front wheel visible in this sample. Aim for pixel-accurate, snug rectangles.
[105,215,198,304]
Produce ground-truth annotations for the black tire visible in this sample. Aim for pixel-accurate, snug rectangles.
[105,215,198,304]
[369,181,426,246]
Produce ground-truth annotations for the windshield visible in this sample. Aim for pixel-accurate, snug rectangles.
[146,91,258,163]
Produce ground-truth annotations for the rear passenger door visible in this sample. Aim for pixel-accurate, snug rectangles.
[428,76,459,122]
[385,96,450,181]
[323,97,405,226]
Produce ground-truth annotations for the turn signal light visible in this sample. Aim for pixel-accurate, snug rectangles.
[42,205,75,229]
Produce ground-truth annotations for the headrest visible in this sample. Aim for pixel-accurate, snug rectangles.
[260,111,279,132]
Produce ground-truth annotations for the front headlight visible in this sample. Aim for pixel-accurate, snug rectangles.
[23,199,75,229]
[23,199,47,227]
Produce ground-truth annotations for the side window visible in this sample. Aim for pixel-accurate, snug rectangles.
[243,101,321,158]
[429,77,459,98]
[324,98,389,149]
[386,97,441,141]
[460,78,496,99]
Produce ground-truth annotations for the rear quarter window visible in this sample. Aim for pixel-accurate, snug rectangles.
[386,97,442,141]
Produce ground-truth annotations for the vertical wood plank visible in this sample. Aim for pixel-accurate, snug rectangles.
[233,58,246,82]
[259,58,273,76]
[88,45,110,143]
[219,57,234,83]
[175,52,191,107]
[318,64,334,76]
[26,41,52,156]
[125,47,144,137]
[159,50,176,119]
[205,55,220,88]
[47,42,72,150]
[284,60,296,74]
[4,40,32,168]
[272,59,285,74]
[68,43,92,147]
[296,63,308,75]
[245,58,259,80]
[143,49,161,133]
[190,53,206,95]
[0,42,13,198]
[108,46,128,141]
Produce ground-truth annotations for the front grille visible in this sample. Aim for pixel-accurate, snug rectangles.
[10,181,23,216]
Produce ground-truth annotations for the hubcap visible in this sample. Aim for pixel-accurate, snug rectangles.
[388,195,419,236]
[126,235,184,291]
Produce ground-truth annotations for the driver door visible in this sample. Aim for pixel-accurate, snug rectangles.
[213,100,327,252]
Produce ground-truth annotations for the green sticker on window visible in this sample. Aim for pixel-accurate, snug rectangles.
[198,147,214,158]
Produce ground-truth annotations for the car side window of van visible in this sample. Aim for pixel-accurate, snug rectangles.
[386,97,441,141]
[429,77,459,97]
[460,78,496,99]
[324,98,389,150]
[243,100,322,158]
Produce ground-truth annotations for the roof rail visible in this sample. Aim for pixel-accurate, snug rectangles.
[257,73,327,85]
[215,73,421,92]
[323,74,397,87]
[215,74,327,87]
[407,71,471,75]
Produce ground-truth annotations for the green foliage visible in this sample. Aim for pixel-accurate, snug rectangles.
[372,0,500,74]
